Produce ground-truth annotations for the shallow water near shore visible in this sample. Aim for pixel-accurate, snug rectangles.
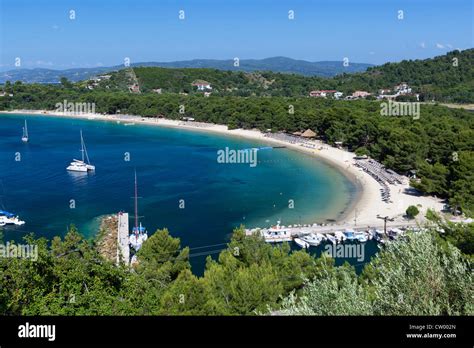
[0,114,373,274]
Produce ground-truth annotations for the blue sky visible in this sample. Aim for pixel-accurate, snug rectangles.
[0,0,472,69]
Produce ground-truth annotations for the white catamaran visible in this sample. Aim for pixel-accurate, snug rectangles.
[21,120,28,142]
[66,130,95,172]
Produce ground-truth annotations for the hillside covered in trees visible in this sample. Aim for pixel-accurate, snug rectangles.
[332,49,474,103]
[0,221,472,315]
[72,49,474,102]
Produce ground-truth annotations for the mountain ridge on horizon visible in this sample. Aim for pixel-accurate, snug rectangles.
[0,56,373,83]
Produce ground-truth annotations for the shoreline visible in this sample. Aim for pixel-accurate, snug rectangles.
[0,109,445,228]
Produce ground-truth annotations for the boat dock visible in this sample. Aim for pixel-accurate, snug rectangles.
[245,221,420,242]
[117,212,130,265]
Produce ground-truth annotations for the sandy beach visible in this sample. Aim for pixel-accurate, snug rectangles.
[0,109,445,228]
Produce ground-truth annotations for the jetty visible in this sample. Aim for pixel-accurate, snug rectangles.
[245,220,420,243]
[117,212,130,265]
[96,212,130,265]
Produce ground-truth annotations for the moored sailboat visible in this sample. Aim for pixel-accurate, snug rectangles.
[21,120,29,142]
[67,130,95,172]
[129,171,148,251]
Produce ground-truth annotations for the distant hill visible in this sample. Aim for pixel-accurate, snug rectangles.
[137,57,373,77]
[2,50,472,102]
[82,66,328,97]
[0,57,373,83]
[80,49,473,102]
[0,67,113,84]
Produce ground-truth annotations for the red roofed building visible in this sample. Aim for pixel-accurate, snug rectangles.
[352,90,371,98]
[191,80,212,91]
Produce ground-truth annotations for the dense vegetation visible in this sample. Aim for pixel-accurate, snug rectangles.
[78,49,474,102]
[1,80,473,215]
[278,230,473,315]
[0,224,472,315]
[332,49,474,103]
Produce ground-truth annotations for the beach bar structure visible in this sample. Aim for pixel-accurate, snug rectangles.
[301,129,316,138]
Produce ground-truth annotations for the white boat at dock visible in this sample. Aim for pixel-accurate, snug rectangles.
[388,227,404,240]
[334,231,346,243]
[301,232,324,246]
[326,234,337,244]
[316,232,326,241]
[67,130,95,172]
[343,229,357,241]
[366,229,375,240]
[129,223,148,250]
[246,220,418,246]
[354,231,368,243]
[374,229,386,244]
[260,221,293,243]
[129,171,148,251]
[294,237,310,249]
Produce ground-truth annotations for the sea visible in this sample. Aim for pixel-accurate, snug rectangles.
[0,114,378,274]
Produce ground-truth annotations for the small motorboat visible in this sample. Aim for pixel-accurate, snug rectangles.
[315,232,326,241]
[326,234,337,245]
[301,233,323,246]
[354,231,368,243]
[374,229,386,244]
[366,229,375,240]
[294,237,310,249]
[343,229,357,241]
[389,228,404,240]
[0,210,25,226]
[334,231,346,243]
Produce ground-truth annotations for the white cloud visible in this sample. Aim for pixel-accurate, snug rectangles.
[52,25,59,30]
[419,42,426,49]
[436,43,445,49]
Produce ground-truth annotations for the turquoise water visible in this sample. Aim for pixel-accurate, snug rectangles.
[0,114,363,272]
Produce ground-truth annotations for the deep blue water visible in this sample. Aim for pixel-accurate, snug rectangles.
[0,114,370,273]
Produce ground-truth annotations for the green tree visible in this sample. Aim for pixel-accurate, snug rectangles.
[405,205,420,219]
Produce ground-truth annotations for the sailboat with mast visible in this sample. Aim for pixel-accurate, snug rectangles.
[21,120,29,142]
[66,130,95,172]
[129,171,148,251]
